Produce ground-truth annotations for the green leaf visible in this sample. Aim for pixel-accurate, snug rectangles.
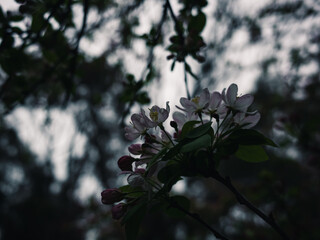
[186,122,212,139]
[31,13,44,32]
[169,35,180,44]
[165,195,190,218]
[167,44,180,53]
[9,14,24,22]
[136,91,150,104]
[181,134,211,153]
[122,202,147,240]
[229,129,278,147]
[235,145,268,162]
[148,147,167,168]
[119,185,145,198]
[161,143,182,161]
[157,162,181,184]
[194,150,211,176]
[178,120,200,140]
[188,11,206,33]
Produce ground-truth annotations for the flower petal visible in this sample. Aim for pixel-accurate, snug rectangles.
[234,94,253,112]
[180,97,197,111]
[124,126,140,140]
[226,83,238,106]
[242,112,260,129]
[209,91,222,110]
[199,88,210,107]
[172,112,186,128]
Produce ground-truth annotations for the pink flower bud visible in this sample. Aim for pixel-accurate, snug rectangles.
[128,144,142,155]
[111,203,127,220]
[101,188,124,205]
[117,155,135,171]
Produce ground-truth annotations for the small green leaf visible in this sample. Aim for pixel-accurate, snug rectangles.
[31,13,44,32]
[194,150,211,176]
[235,145,268,162]
[186,122,212,139]
[178,120,201,140]
[229,129,278,147]
[161,143,182,161]
[181,134,211,153]
[136,91,150,104]
[157,162,181,184]
[119,185,145,198]
[188,11,206,33]
[148,147,167,168]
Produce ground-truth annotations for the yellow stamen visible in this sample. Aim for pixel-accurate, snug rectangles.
[150,111,158,122]
[191,96,200,104]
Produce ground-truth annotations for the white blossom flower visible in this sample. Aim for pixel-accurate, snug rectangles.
[148,101,170,125]
[177,88,210,114]
[124,110,155,140]
[222,83,254,112]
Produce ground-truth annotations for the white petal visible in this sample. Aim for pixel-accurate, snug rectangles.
[221,88,227,102]
[173,112,186,128]
[234,112,245,124]
[209,91,222,109]
[226,83,238,106]
[199,88,210,107]
[124,126,140,140]
[234,94,253,112]
[180,97,197,111]
[242,112,260,129]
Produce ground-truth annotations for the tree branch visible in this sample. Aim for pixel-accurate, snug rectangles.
[169,198,230,240]
[210,170,291,240]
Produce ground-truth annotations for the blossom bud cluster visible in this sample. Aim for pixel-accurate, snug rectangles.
[101,83,260,220]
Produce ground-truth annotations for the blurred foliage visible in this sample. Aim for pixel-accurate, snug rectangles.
[0,0,319,239]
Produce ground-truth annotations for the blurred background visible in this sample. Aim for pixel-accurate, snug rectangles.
[0,0,319,239]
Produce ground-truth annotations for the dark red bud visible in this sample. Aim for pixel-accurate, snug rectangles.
[195,55,205,63]
[117,155,135,171]
[167,54,175,60]
[111,203,127,220]
[144,134,157,144]
[101,188,124,205]
[170,121,178,129]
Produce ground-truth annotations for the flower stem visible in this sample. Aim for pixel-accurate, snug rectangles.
[159,124,175,146]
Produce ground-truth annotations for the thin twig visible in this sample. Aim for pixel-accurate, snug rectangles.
[169,198,230,240]
[183,61,191,99]
[64,0,89,104]
[121,1,169,125]
[210,170,291,240]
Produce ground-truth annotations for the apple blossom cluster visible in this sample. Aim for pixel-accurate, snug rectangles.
[101,83,260,220]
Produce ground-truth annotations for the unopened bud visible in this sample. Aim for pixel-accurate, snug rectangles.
[128,144,142,155]
[117,155,135,171]
[111,203,127,220]
[170,121,178,132]
[195,55,205,63]
[167,54,175,60]
[101,188,124,205]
